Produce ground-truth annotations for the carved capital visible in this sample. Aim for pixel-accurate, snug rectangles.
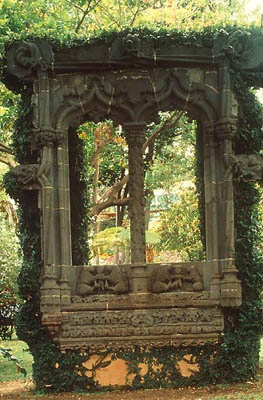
[124,122,146,144]
[32,128,66,149]
[215,118,237,140]
[7,40,53,79]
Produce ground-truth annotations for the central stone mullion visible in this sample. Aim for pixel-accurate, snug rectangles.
[124,122,146,264]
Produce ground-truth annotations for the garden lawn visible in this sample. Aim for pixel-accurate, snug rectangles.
[0,336,33,382]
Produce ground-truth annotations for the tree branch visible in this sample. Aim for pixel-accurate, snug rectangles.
[0,157,15,168]
[96,4,123,28]
[0,142,13,155]
[65,0,84,13]
[91,196,129,216]
[92,111,184,216]
[142,110,184,153]
[75,0,102,33]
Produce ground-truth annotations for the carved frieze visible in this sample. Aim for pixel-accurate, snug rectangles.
[58,306,224,350]
[77,265,129,295]
[70,290,213,306]
[57,336,221,351]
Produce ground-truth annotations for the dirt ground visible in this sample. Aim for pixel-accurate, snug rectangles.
[1,379,263,400]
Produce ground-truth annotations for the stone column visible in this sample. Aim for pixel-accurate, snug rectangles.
[124,122,146,264]
[56,128,72,306]
[203,122,220,298]
[124,122,149,293]
[216,118,241,307]
[36,131,63,319]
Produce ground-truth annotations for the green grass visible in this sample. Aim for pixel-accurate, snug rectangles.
[0,335,33,382]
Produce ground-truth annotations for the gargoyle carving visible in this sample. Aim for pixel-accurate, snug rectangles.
[214,30,263,72]
[12,164,40,188]
[7,40,53,79]
[224,154,263,181]
[77,265,129,295]
[152,264,203,293]
[122,33,142,57]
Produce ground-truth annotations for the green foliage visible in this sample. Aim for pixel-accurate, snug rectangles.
[0,346,27,378]
[0,203,22,309]
[0,336,33,381]
[158,188,205,261]
[69,126,92,265]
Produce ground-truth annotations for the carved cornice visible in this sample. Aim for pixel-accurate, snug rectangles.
[6,32,263,81]
[213,30,263,72]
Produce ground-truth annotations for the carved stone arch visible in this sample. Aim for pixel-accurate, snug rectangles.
[52,71,160,132]
[51,74,114,131]
[153,68,219,123]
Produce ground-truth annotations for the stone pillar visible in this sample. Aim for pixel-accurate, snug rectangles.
[56,129,72,306]
[124,122,146,265]
[216,118,241,307]
[203,122,220,298]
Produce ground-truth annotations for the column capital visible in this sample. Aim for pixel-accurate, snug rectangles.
[215,118,237,141]
[123,122,147,139]
[32,127,66,150]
